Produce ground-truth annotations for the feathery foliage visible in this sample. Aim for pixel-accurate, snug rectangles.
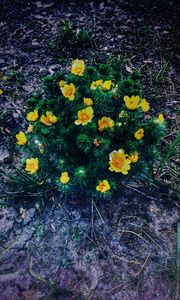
[15,59,166,201]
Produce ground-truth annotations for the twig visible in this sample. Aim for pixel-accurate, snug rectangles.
[152,94,180,99]
[119,215,149,227]
[107,281,125,294]
[113,254,141,265]
[91,199,94,237]
[163,131,180,139]
[0,242,19,261]
[93,14,96,36]
[29,256,49,286]
[119,229,149,244]
[101,235,141,265]
[80,229,98,247]
[135,252,151,277]
[128,223,163,250]
[0,183,49,197]
[93,200,105,223]
[121,184,160,202]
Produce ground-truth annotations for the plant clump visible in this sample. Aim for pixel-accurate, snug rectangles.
[15,59,166,200]
[50,21,95,52]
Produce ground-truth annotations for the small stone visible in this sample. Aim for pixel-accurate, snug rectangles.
[0,208,17,234]
[23,208,36,225]
[0,146,10,162]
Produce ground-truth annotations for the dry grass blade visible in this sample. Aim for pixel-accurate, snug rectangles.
[119,229,148,244]
[135,252,151,276]
[29,257,49,286]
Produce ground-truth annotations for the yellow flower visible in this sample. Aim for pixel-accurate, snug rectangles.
[90,80,103,90]
[75,107,94,126]
[16,131,27,145]
[25,158,39,175]
[27,124,34,133]
[96,180,111,193]
[0,89,3,95]
[124,95,141,110]
[141,98,150,112]
[59,80,65,88]
[109,149,131,174]
[129,151,139,163]
[134,128,144,140]
[61,83,76,101]
[98,116,114,132]
[71,59,85,76]
[102,80,112,91]
[27,109,39,122]
[83,97,93,106]
[40,111,57,126]
[154,114,165,124]
[60,172,70,184]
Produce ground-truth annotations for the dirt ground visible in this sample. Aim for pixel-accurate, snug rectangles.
[0,1,179,299]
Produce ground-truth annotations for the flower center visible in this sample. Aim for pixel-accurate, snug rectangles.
[29,162,36,169]
[81,113,90,121]
[45,116,51,125]
[68,88,74,96]
[76,67,82,74]
[99,182,105,189]
[103,120,108,125]
[113,157,124,168]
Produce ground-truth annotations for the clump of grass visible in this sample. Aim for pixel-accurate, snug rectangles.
[157,134,180,174]
[0,170,51,204]
[50,20,96,52]
[155,133,180,200]
[155,60,169,84]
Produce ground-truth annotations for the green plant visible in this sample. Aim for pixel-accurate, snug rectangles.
[155,60,169,84]
[157,134,180,174]
[50,20,95,51]
[155,133,180,200]
[14,59,166,201]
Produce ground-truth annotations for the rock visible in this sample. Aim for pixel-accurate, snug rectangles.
[21,84,35,93]
[0,208,17,234]
[0,272,18,283]
[14,229,22,236]
[0,285,19,300]
[23,208,36,225]
[15,272,32,290]
[0,146,10,163]
[35,1,42,8]
[16,227,34,247]
[21,289,46,300]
